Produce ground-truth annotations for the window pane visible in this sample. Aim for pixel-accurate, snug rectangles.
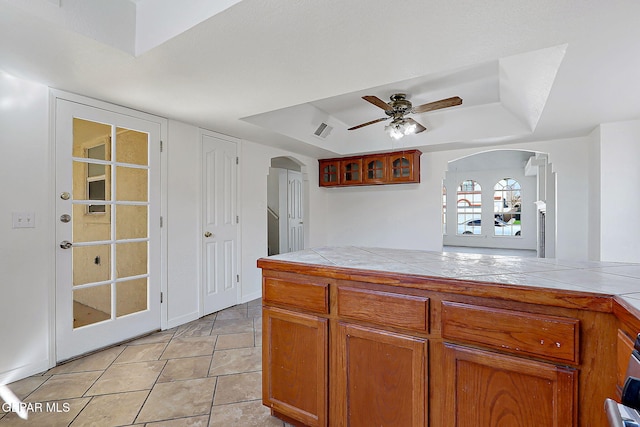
[74,284,111,328]
[493,178,522,236]
[73,118,111,158]
[116,128,149,166]
[457,180,482,235]
[73,204,110,242]
[116,241,148,278]
[116,205,148,239]
[116,166,148,201]
[116,278,148,317]
[73,244,111,285]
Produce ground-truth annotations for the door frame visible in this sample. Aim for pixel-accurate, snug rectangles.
[48,89,168,364]
[198,128,242,317]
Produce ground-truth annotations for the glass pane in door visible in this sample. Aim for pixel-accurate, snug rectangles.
[116,278,148,317]
[70,119,151,329]
[73,284,111,328]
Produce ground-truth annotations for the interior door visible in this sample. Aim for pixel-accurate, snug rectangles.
[202,134,238,315]
[55,99,161,362]
[287,170,304,252]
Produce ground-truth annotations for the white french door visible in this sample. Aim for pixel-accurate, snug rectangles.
[55,99,161,361]
[201,133,239,315]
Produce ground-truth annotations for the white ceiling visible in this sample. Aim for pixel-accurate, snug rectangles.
[1,0,639,158]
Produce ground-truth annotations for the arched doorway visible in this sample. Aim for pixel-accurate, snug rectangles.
[267,157,306,255]
[442,149,555,257]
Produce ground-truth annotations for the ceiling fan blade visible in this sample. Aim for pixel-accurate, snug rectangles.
[362,95,393,111]
[406,118,427,133]
[348,117,388,130]
[412,96,462,114]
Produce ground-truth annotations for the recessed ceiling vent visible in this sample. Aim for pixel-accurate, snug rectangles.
[313,122,333,139]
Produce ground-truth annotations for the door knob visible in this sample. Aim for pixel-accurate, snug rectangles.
[204,232,213,238]
[60,240,72,249]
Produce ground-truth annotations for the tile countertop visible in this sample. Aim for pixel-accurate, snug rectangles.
[262,246,640,313]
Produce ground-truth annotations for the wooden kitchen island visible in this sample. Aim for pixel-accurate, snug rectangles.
[258,247,640,427]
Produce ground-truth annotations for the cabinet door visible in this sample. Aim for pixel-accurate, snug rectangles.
[263,306,328,427]
[389,151,420,183]
[340,158,363,185]
[362,155,388,184]
[336,323,427,427]
[319,160,340,187]
[443,343,577,427]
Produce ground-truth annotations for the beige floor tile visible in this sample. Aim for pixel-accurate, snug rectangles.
[215,308,247,321]
[255,331,263,347]
[209,347,261,376]
[247,299,262,308]
[212,372,261,406]
[247,306,262,318]
[126,330,175,346]
[214,332,254,350]
[70,390,149,426]
[113,342,167,364]
[85,360,165,396]
[4,376,50,400]
[45,346,125,375]
[0,397,91,427]
[208,399,283,427]
[136,377,217,423]
[174,320,215,338]
[146,415,210,426]
[158,356,212,383]
[211,318,254,335]
[160,336,217,360]
[27,371,102,402]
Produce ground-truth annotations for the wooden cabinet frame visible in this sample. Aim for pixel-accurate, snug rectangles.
[319,149,421,187]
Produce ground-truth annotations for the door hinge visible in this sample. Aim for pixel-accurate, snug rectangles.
[236,215,239,224]
[236,157,239,165]
[236,274,240,283]
[160,140,164,152]
[160,216,163,227]
[160,292,163,303]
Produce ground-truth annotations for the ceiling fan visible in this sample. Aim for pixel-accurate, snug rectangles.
[348,93,463,139]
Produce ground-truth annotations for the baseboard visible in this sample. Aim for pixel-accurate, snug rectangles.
[241,290,261,304]
[166,311,200,330]
[0,358,52,385]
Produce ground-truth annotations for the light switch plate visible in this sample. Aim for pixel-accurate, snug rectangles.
[12,212,35,228]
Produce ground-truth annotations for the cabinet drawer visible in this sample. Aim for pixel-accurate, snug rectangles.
[338,287,429,332]
[264,277,329,314]
[442,301,579,364]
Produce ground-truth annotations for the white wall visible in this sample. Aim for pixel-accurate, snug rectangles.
[598,119,640,263]
[587,126,601,261]
[0,73,52,383]
[165,120,201,328]
[239,141,325,302]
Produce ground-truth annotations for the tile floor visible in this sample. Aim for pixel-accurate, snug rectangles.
[0,299,291,426]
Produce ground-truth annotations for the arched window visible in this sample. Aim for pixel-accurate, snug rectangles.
[493,178,521,236]
[457,180,481,235]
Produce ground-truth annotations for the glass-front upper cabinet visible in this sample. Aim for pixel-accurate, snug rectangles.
[319,150,420,187]
[389,151,421,183]
[363,156,388,184]
[341,158,363,185]
[319,159,340,187]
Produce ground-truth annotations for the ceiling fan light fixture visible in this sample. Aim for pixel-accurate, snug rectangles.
[385,119,416,140]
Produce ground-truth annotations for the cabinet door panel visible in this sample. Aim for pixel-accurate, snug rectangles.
[263,306,327,427]
[443,343,576,427]
[337,323,427,427]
